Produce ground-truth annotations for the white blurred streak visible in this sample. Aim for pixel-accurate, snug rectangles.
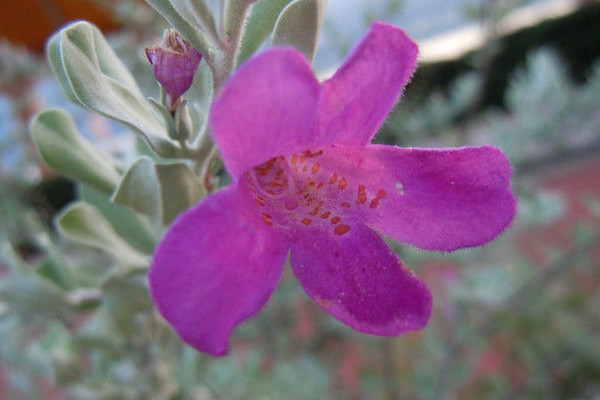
[419,0,580,62]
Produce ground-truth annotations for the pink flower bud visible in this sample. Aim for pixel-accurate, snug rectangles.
[146,30,202,110]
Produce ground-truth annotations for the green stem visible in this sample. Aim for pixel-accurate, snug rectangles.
[190,0,256,185]
[212,0,255,95]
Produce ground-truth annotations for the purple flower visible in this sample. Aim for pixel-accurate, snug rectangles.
[146,30,202,110]
[150,22,516,356]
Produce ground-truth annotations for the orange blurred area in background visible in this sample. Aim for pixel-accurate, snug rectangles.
[0,0,121,53]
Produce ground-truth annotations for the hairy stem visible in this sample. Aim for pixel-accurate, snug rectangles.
[192,0,256,185]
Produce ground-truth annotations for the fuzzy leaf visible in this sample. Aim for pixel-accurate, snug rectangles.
[0,275,67,318]
[167,0,220,45]
[102,274,153,330]
[31,108,120,195]
[144,0,214,56]
[54,21,182,157]
[156,162,205,224]
[76,310,123,349]
[56,202,149,269]
[237,0,294,64]
[112,157,162,220]
[112,157,204,225]
[47,34,82,106]
[272,0,327,63]
[0,242,29,274]
[81,185,158,255]
[36,260,75,291]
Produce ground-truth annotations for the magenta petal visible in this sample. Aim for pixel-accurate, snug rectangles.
[149,184,289,355]
[210,49,320,179]
[149,48,201,102]
[283,144,514,251]
[360,145,516,251]
[317,22,418,145]
[290,224,432,335]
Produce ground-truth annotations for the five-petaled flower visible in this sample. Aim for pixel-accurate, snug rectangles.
[150,22,516,356]
[146,30,202,111]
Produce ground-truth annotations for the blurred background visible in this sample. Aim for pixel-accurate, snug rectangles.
[1,0,600,399]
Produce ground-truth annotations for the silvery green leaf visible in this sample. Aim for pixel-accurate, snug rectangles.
[56,202,149,269]
[149,98,178,139]
[272,0,327,63]
[111,157,161,221]
[148,97,192,141]
[49,21,139,95]
[156,161,204,224]
[187,61,212,110]
[170,0,220,45]
[36,260,75,291]
[55,21,182,157]
[31,108,120,196]
[81,185,158,255]
[33,232,77,290]
[76,310,122,349]
[112,157,204,225]
[144,0,214,57]
[135,135,161,161]
[47,35,82,106]
[185,63,211,141]
[36,322,81,384]
[0,275,67,319]
[102,274,153,329]
[188,101,207,142]
[237,0,294,64]
[0,242,28,274]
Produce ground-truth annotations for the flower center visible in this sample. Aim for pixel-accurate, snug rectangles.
[244,147,389,236]
[243,150,358,238]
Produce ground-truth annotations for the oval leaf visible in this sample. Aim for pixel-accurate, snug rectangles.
[0,275,67,319]
[237,0,294,64]
[112,157,204,225]
[76,310,122,349]
[57,202,149,269]
[102,274,153,331]
[46,34,82,106]
[57,21,182,157]
[81,185,158,255]
[144,0,214,57]
[112,157,161,220]
[156,162,205,224]
[182,0,217,32]
[272,0,327,63]
[31,108,120,195]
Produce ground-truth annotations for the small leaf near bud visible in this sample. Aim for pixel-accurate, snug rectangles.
[174,99,193,141]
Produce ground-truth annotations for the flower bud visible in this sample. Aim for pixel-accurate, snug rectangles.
[146,30,202,110]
